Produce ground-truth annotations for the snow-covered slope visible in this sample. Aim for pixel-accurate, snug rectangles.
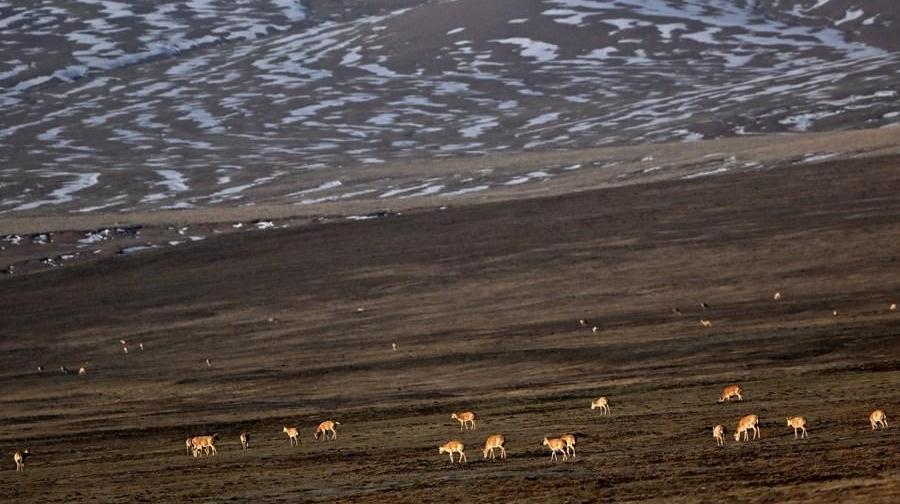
[1,0,898,213]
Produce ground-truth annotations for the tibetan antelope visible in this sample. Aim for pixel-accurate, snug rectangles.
[718,384,743,403]
[191,434,219,456]
[314,421,340,441]
[592,326,600,333]
[773,292,782,301]
[560,433,577,458]
[451,411,476,431]
[438,440,466,463]
[579,319,589,326]
[700,302,709,309]
[482,434,506,460]
[890,303,896,312]
[786,416,808,439]
[699,319,712,328]
[240,432,250,450]
[591,397,611,415]
[283,426,301,446]
[713,425,725,446]
[78,367,86,375]
[13,449,29,471]
[733,415,760,442]
[870,409,888,430]
[543,437,567,461]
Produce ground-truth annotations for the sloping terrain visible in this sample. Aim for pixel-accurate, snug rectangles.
[1,155,898,502]
[2,0,899,214]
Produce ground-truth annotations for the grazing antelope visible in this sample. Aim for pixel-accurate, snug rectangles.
[592,326,600,333]
[37,365,43,372]
[191,434,219,456]
[591,397,611,415]
[119,339,127,345]
[123,346,128,354]
[733,415,760,442]
[451,411,476,431]
[890,303,896,311]
[205,358,211,367]
[579,319,589,326]
[314,421,340,441]
[78,367,86,376]
[542,437,568,461]
[786,416,808,439]
[717,384,743,403]
[870,409,888,430]
[700,302,709,309]
[240,432,250,450]
[392,342,397,351]
[139,343,144,351]
[482,434,506,460]
[60,366,70,375]
[560,433,576,458]
[699,319,712,328]
[773,292,782,301]
[713,425,725,446]
[13,449,29,471]
[283,426,301,446]
[438,440,466,463]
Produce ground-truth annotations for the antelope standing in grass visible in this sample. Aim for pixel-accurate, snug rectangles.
[699,319,712,328]
[786,416,808,439]
[283,426,301,446]
[713,425,725,446]
[718,384,743,403]
[482,434,506,460]
[543,437,568,461]
[439,440,466,463]
[13,449,29,471]
[451,411,476,431]
[733,415,760,442]
[78,367,86,376]
[191,435,219,456]
[560,433,577,458]
[890,303,896,312]
[314,421,340,441]
[240,432,250,450]
[773,291,782,301]
[870,409,888,430]
[591,397,611,415]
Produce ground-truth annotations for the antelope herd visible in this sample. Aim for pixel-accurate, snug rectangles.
[9,299,897,473]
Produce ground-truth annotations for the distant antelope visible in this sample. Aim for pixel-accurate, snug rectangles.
[543,437,568,461]
[60,366,70,375]
[191,434,219,456]
[13,449,29,471]
[870,409,888,430]
[482,434,506,460]
[733,415,760,442]
[205,358,211,367]
[139,343,144,351]
[700,302,709,309]
[786,416,808,439]
[451,411,476,431]
[699,319,712,328]
[240,432,250,450]
[773,292,782,301]
[438,440,466,463]
[832,310,838,317]
[36,366,43,372]
[890,303,897,312]
[718,384,743,403]
[713,425,725,446]
[392,342,397,351]
[592,326,600,333]
[283,426,301,446]
[560,433,577,458]
[119,339,127,345]
[123,346,128,354]
[314,421,340,441]
[78,367,86,376]
[591,397,611,415]
[579,319,589,326]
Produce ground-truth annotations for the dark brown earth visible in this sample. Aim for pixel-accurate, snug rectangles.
[1,154,899,503]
